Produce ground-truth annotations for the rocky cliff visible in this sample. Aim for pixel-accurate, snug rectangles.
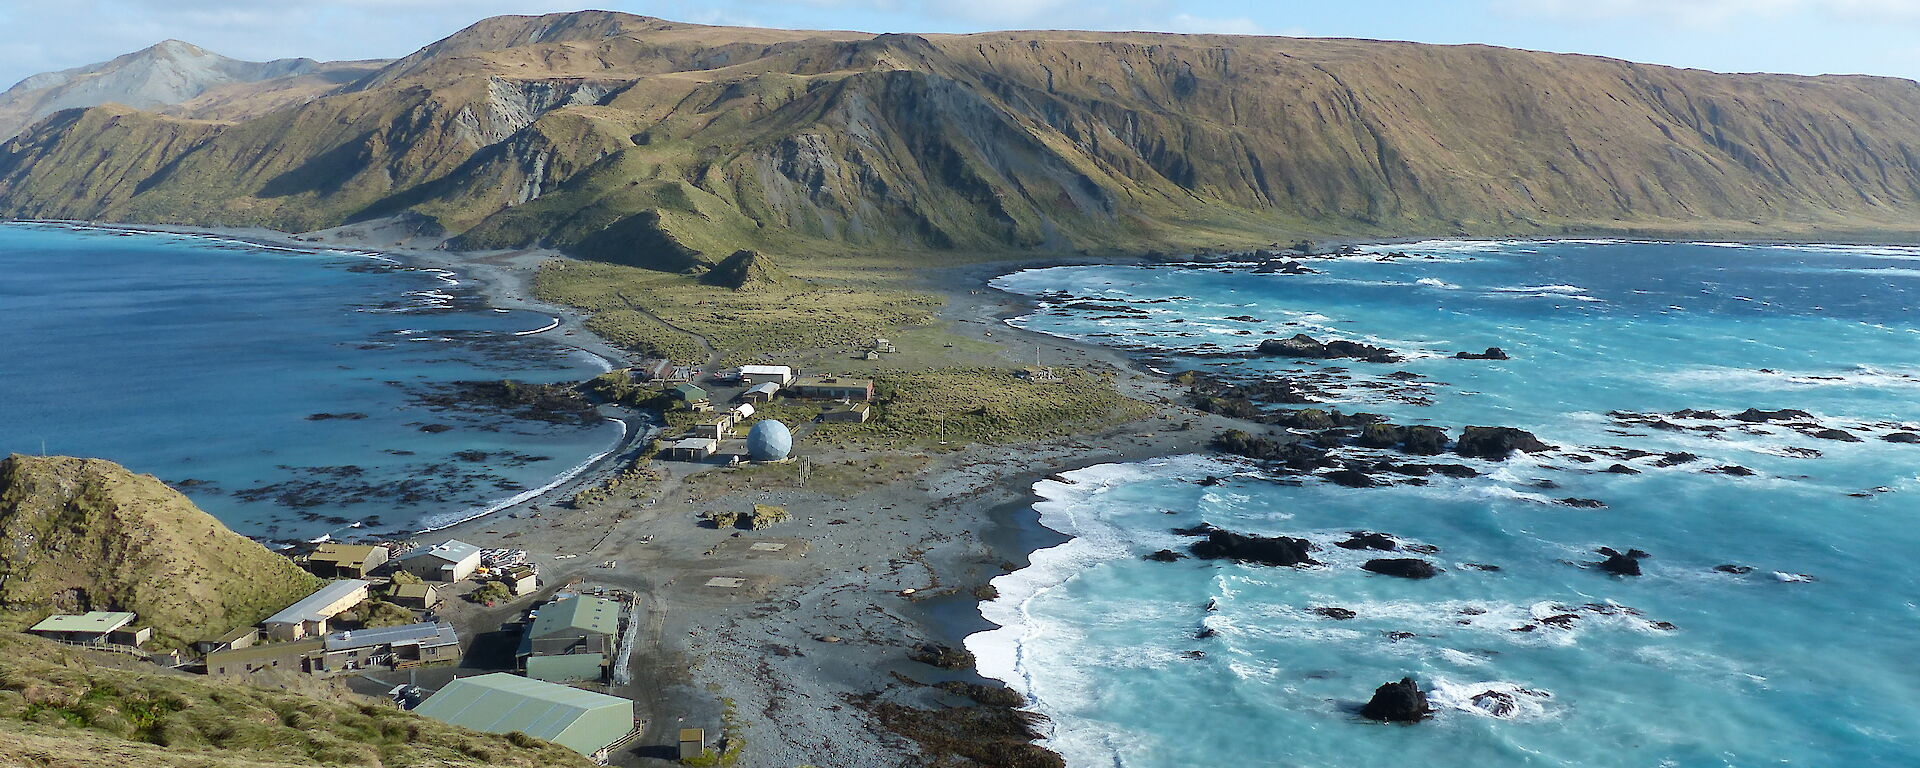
[5,11,1920,265]
[0,455,320,648]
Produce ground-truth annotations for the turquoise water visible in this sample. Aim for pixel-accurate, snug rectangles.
[977,241,1920,767]
[0,223,622,542]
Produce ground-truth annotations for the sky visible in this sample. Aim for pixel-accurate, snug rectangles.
[5,0,1920,89]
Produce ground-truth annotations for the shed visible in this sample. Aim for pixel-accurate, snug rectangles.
[413,673,635,759]
[399,540,482,583]
[742,382,780,403]
[499,564,540,596]
[262,580,370,641]
[671,383,710,406]
[789,376,875,402]
[305,543,390,579]
[206,639,325,678]
[820,402,872,423]
[28,612,137,646]
[389,582,442,610]
[631,358,674,381]
[196,625,260,655]
[730,402,756,420]
[738,365,794,386]
[665,437,719,461]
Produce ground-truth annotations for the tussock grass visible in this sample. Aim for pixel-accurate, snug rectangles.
[536,259,940,366]
[818,368,1152,446]
[0,635,590,768]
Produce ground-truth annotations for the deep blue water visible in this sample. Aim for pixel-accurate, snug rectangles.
[976,240,1920,767]
[0,223,622,541]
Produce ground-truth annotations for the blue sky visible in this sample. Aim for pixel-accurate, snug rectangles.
[5,0,1920,89]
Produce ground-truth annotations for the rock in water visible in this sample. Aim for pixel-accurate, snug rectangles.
[1360,677,1433,722]
[1362,558,1441,579]
[1471,690,1519,717]
[1594,546,1648,576]
[1257,333,1400,363]
[1455,426,1552,460]
[1454,347,1510,360]
[1188,529,1319,567]
[1335,531,1399,551]
[1143,549,1186,562]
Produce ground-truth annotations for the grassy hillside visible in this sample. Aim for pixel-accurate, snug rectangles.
[0,634,590,768]
[0,455,321,649]
[7,10,1920,266]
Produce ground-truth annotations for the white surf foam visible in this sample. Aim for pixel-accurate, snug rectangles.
[413,417,630,533]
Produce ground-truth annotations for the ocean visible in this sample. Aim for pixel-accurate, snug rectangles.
[0,223,623,542]
[976,240,1920,767]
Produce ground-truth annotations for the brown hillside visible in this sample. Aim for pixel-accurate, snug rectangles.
[0,455,320,649]
[4,11,1920,264]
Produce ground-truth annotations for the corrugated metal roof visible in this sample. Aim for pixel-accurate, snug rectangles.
[264,580,369,625]
[29,611,135,634]
[739,365,792,376]
[406,539,480,565]
[413,673,631,755]
[324,621,457,651]
[529,596,619,638]
[673,383,708,399]
[746,382,779,395]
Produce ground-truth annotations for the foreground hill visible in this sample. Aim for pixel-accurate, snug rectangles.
[0,454,320,648]
[0,633,590,768]
[6,11,1920,266]
[0,40,385,140]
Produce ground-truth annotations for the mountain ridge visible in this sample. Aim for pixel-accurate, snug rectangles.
[6,11,1920,266]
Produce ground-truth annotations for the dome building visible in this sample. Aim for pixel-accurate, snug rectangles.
[746,420,792,462]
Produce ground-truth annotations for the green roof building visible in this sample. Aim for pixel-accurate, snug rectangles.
[413,673,634,759]
[518,596,621,683]
[671,383,709,403]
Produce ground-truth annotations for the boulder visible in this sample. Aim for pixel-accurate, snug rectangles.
[1810,428,1863,442]
[1455,426,1552,460]
[1362,558,1441,579]
[1883,432,1920,444]
[1730,408,1813,423]
[1335,532,1399,551]
[1557,498,1607,508]
[1603,463,1641,474]
[1143,549,1186,562]
[1713,564,1754,575]
[1470,690,1518,717]
[1401,426,1450,455]
[1324,469,1379,488]
[1312,606,1358,620]
[1359,677,1433,722]
[1454,347,1510,360]
[1355,423,1405,448]
[1189,530,1320,567]
[1594,546,1647,576]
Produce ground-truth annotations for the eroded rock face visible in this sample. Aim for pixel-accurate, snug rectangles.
[1455,426,1552,460]
[1187,529,1319,567]
[1359,677,1433,722]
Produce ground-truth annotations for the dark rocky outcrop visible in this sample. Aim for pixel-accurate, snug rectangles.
[1594,547,1648,576]
[1401,426,1450,455]
[1809,428,1863,442]
[1470,690,1518,717]
[1454,426,1552,460]
[1730,408,1813,423]
[1362,558,1441,579]
[1713,564,1754,575]
[1335,532,1399,551]
[1557,497,1606,508]
[1359,677,1432,722]
[1454,347,1510,360]
[1187,529,1319,567]
[1603,463,1641,474]
[1312,606,1357,620]
[1883,432,1920,444]
[1323,469,1379,488]
[1258,334,1400,363]
[1143,549,1186,562]
[909,643,978,670]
